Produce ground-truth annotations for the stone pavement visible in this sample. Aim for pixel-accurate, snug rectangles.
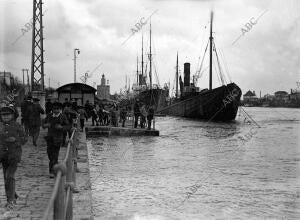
[0,127,93,220]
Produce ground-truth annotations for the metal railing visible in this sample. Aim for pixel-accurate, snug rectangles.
[42,119,79,220]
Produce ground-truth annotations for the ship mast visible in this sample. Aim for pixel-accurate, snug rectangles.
[136,56,139,85]
[141,34,144,86]
[149,19,152,90]
[209,11,214,90]
[176,52,179,98]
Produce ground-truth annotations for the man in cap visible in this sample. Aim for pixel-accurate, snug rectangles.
[27,98,45,146]
[21,95,33,136]
[0,106,27,209]
[42,102,70,178]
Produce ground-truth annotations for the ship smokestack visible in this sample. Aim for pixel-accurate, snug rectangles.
[184,63,190,87]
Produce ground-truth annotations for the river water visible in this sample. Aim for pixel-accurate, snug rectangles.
[87,107,300,220]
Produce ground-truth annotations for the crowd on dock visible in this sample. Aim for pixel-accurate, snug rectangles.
[77,98,155,130]
[0,95,155,211]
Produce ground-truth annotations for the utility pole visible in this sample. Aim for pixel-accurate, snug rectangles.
[22,69,25,86]
[48,76,50,89]
[74,48,80,83]
[31,0,44,91]
[24,69,29,88]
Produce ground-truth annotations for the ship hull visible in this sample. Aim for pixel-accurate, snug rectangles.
[158,83,241,121]
[137,88,169,110]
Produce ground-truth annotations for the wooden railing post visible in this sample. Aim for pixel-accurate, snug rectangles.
[53,169,66,220]
[66,140,74,220]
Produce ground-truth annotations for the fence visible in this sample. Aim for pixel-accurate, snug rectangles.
[42,118,79,220]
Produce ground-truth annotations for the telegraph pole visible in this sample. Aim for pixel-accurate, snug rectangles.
[22,69,25,86]
[74,48,80,83]
[25,69,29,87]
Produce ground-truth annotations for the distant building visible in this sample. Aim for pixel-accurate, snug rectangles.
[0,71,12,86]
[274,91,288,99]
[290,89,300,101]
[97,74,110,100]
[263,93,275,101]
[56,83,96,106]
[242,90,259,106]
[243,90,258,102]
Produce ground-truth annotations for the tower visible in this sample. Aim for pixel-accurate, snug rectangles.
[31,0,44,91]
[101,74,106,86]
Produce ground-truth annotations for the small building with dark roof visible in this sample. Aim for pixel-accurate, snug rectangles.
[56,83,96,106]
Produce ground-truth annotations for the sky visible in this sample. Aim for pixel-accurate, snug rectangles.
[1,0,300,96]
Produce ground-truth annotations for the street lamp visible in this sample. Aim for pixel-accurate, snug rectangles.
[74,48,80,83]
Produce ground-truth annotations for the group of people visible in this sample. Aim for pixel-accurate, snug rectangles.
[84,99,155,130]
[0,96,156,210]
[0,96,81,210]
[133,99,155,130]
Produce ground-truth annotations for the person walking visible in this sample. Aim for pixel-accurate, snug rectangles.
[27,98,45,146]
[78,106,87,131]
[20,96,32,136]
[42,102,70,178]
[0,106,27,210]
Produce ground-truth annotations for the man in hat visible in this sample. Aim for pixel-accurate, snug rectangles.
[0,106,27,209]
[42,102,70,178]
[27,98,45,146]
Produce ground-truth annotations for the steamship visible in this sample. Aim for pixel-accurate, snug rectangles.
[157,11,241,121]
[129,19,169,110]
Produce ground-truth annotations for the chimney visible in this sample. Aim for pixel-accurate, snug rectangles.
[184,63,190,87]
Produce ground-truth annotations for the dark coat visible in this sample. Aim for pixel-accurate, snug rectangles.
[28,103,45,127]
[133,102,140,115]
[0,121,27,163]
[21,100,32,123]
[44,112,70,145]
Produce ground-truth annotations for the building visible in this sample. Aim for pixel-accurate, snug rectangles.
[290,89,300,101]
[243,90,258,102]
[0,71,12,86]
[97,74,110,100]
[56,83,96,105]
[243,90,259,106]
[274,91,288,99]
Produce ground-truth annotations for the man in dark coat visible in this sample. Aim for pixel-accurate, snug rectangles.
[0,106,27,210]
[45,98,53,115]
[20,96,32,136]
[27,98,45,146]
[42,102,70,178]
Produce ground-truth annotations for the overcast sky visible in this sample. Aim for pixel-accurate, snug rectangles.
[1,0,299,96]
